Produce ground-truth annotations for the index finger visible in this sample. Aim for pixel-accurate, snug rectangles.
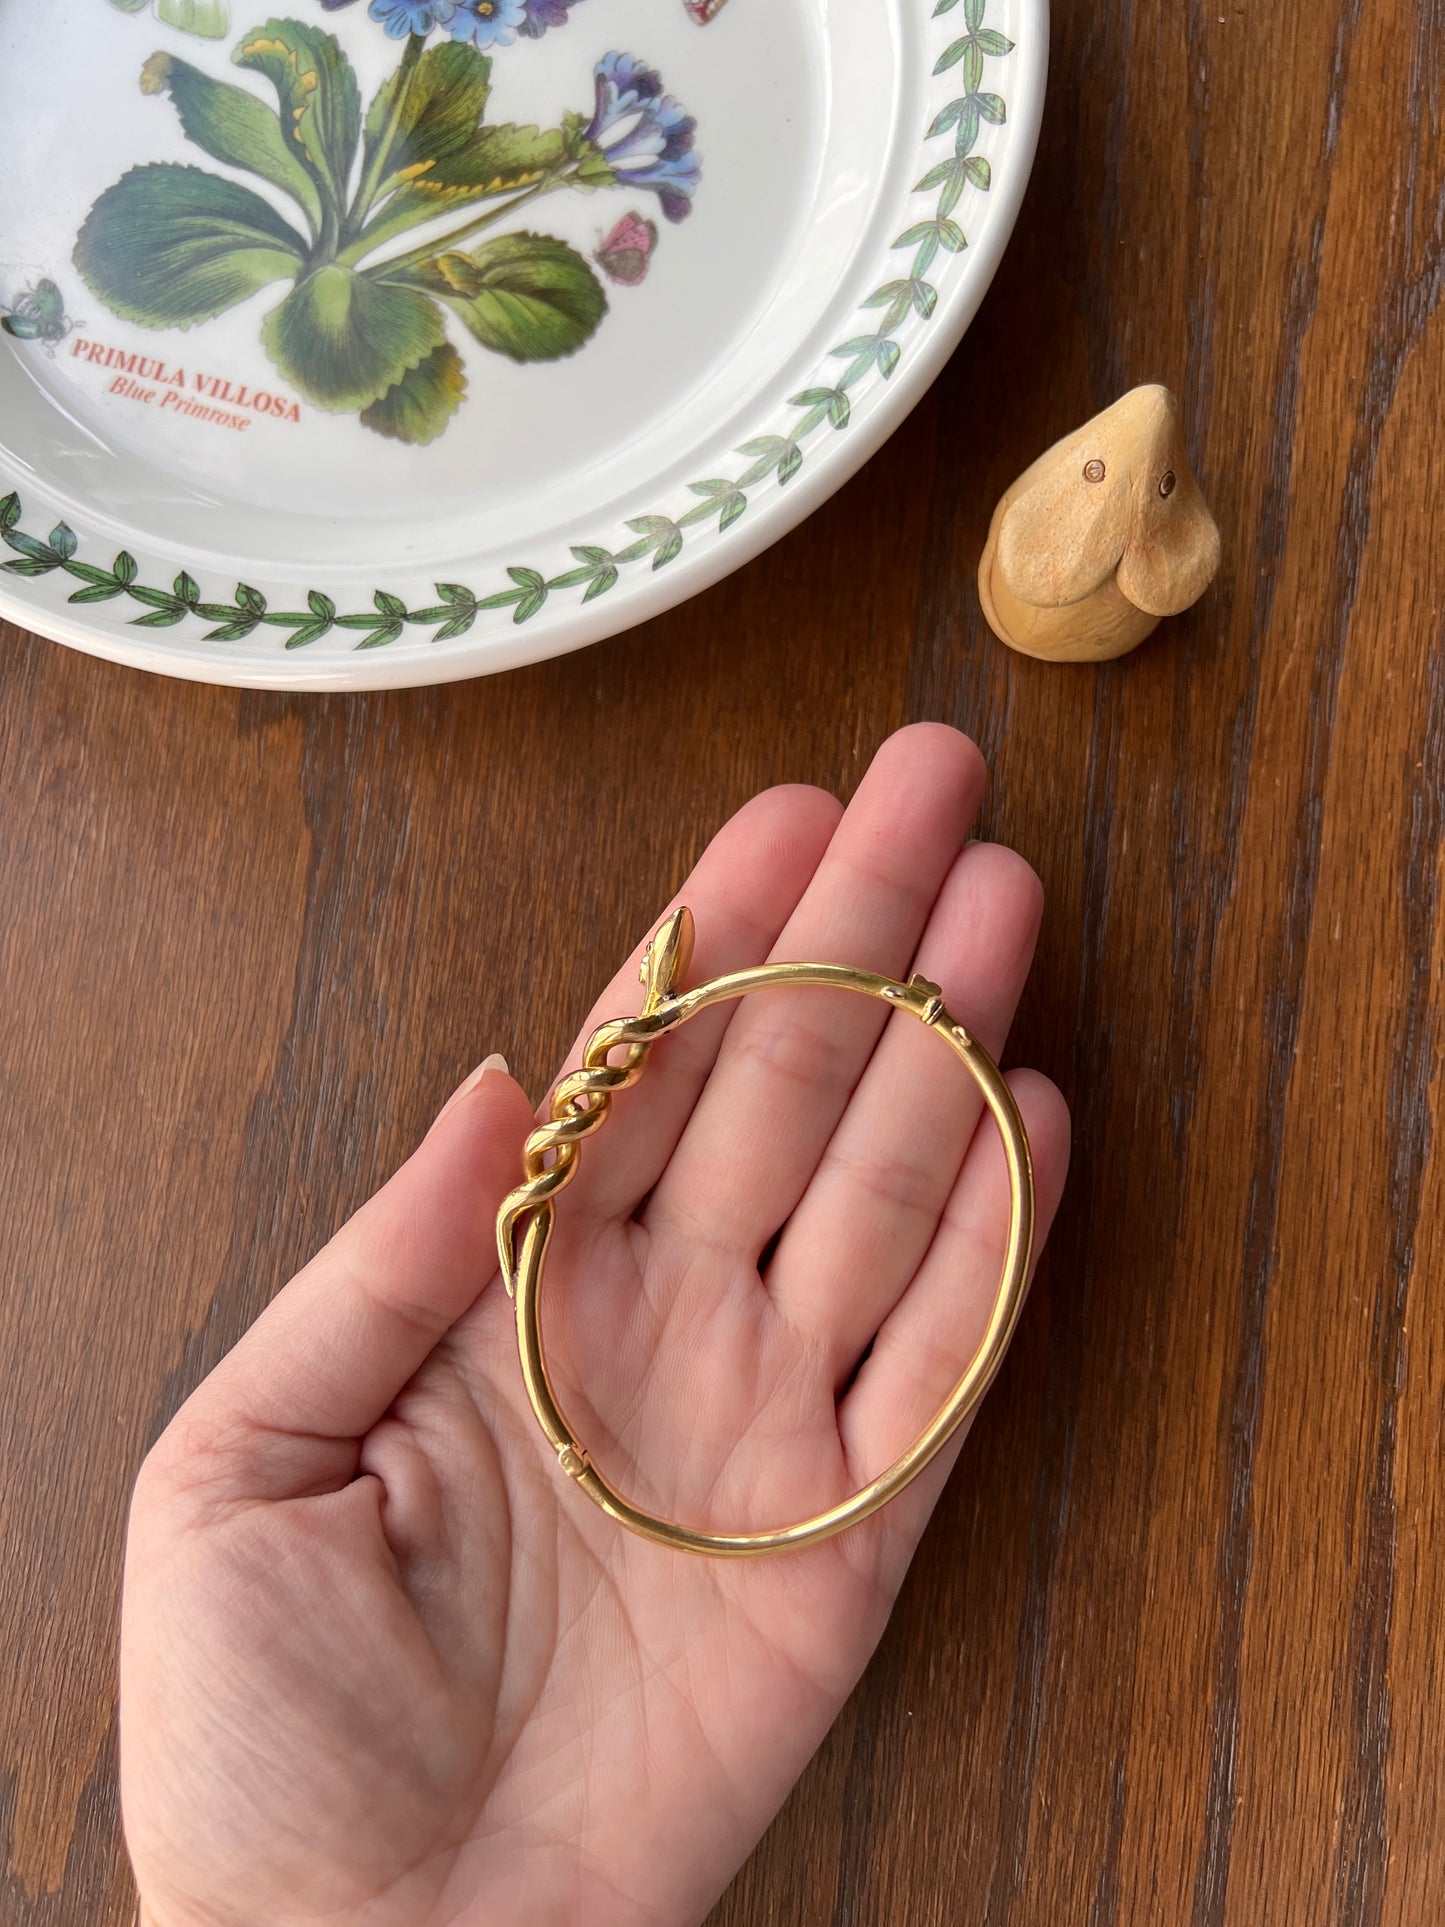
[545,779,843,1223]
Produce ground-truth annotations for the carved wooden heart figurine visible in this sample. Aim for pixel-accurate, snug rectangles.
[978,385,1221,662]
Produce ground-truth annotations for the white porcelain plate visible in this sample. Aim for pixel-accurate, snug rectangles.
[0,0,1045,689]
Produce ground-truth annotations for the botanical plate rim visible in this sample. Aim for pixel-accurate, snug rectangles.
[0,0,1048,691]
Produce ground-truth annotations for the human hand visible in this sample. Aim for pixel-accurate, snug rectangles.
[121,724,1070,1927]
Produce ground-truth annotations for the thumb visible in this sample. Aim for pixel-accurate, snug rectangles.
[165,1055,535,1502]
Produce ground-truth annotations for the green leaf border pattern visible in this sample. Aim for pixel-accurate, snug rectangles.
[1,2,1014,652]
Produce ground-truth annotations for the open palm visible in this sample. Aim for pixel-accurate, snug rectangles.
[122,726,1069,1927]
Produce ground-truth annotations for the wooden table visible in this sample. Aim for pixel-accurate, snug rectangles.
[4,1,1441,1920]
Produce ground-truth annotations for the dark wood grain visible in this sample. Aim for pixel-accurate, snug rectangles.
[2,0,1441,1920]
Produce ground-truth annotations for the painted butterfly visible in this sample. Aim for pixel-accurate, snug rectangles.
[684,0,731,21]
[1,279,78,354]
[594,211,659,288]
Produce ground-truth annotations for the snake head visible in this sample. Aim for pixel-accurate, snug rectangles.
[639,905,696,1014]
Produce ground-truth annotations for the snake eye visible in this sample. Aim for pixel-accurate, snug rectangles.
[1083,459,1106,483]
[1159,469,1177,497]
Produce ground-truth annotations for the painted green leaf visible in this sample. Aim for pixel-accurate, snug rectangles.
[619,517,684,569]
[363,40,492,198]
[433,610,479,641]
[141,54,324,232]
[234,19,361,214]
[419,232,605,363]
[359,341,468,444]
[736,435,803,487]
[354,620,404,649]
[918,159,964,194]
[109,0,231,28]
[4,527,57,563]
[74,164,306,328]
[354,123,565,256]
[513,579,548,623]
[680,478,744,528]
[262,265,445,411]
[407,122,565,202]
[283,618,331,650]
[156,0,231,36]
[569,137,619,192]
[477,566,541,616]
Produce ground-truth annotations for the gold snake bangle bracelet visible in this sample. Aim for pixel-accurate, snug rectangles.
[495,906,1035,1559]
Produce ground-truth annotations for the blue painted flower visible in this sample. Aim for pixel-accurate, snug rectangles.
[584,53,701,223]
[447,0,527,45]
[361,0,457,36]
[517,0,587,36]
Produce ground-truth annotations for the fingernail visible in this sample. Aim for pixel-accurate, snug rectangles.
[432,1053,509,1132]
